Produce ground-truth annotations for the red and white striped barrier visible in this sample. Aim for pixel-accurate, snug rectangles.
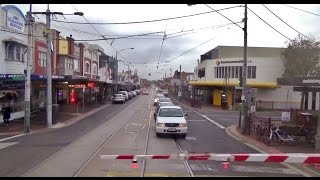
[100,153,320,164]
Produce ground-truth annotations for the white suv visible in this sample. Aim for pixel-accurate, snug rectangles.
[155,106,188,138]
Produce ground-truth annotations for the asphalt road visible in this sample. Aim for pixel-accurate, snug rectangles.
[76,91,303,177]
[0,97,140,177]
[175,104,302,176]
[0,90,306,177]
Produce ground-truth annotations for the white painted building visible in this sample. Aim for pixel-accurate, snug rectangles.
[189,46,303,110]
[0,5,28,122]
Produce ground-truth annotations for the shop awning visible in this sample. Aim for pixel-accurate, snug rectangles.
[188,81,280,89]
[2,37,27,46]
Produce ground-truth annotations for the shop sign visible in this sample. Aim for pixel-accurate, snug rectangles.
[0,74,25,80]
[88,82,95,88]
[6,6,25,32]
[278,77,320,86]
[68,84,86,88]
[31,75,65,80]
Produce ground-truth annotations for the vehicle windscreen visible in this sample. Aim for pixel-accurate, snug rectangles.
[115,94,122,97]
[158,108,183,117]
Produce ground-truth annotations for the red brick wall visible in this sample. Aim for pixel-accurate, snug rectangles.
[34,40,47,75]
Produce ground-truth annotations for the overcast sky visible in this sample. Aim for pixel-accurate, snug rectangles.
[10,4,320,80]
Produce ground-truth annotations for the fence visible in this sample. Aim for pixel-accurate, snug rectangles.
[248,111,317,145]
[256,101,300,110]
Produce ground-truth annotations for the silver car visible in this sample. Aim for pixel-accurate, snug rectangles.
[112,94,125,104]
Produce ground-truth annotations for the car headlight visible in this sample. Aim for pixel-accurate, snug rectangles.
[179,123,187,127]
[157,123,165,127]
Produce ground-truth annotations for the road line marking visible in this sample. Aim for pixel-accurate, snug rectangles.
[0,134,25,142]
[201,115,225,129]
[0,142,19,150]
[186,120,206,122]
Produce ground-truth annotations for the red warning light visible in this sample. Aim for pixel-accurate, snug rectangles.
[131,162,138,169]
[222,162,229,169]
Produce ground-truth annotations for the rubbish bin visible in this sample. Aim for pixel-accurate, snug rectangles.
[222,101,228,109]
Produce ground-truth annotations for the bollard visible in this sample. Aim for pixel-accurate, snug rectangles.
[77,102,79,113]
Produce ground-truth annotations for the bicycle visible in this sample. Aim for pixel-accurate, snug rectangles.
[265,125,295,146]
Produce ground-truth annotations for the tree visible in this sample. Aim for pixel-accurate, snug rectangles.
[281,35,320,109]
[282,35,320,77]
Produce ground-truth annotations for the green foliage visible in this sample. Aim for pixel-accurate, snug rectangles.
[282,35,320,77]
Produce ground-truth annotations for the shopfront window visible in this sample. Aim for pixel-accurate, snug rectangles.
[5,42,25,61]
[92,63,98,75]
[7,44,15,59]
[0,87,25,115]
[85,62,90,73]
[74,59,80,71]
[38,51,47,67]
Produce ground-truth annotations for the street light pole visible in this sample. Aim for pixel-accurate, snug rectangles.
[241,4,248,134]
[115,48,134,92]
[24,4,34,133]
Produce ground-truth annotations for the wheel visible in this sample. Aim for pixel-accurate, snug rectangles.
[156,133,161,137]
[181,133,187,138]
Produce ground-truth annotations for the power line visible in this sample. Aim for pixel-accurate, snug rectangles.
[166,20,242,37]
[70,4,128,62]
[52,5,242,25]
[262,4,313,41]
[165,35,218,63]
[166,21,243,39]
[73,31,166,41]
[157,22,167,66]
[283,4,320,17]
[51,23,166,38]
[247,6,292,41]
[204,4,243,30]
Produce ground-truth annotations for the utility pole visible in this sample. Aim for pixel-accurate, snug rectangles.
[45,5,53,127]
[178,65,182,100]
[32,5,83,128]
[241,4,248,134]
[24,4,34,133]
[115,51,118,93]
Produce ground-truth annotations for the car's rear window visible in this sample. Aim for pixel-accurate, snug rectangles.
[158,108,183,117]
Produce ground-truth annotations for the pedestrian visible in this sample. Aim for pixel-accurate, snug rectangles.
[2,104,11,126]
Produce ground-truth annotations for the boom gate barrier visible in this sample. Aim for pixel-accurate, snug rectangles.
[101,152,320,169]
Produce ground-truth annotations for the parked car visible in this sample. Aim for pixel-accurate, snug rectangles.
[154,93,165,106]
[112,94,125,104]
[128,91,134,99]
[163,89,169,97]
[118,91,129,101]
[142,89,148,95]
[154,105,188,138]
[134,90,140,95]
[131,91,137,97]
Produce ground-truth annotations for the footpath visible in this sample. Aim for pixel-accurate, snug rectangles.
[0,102,112,139]
[171,95,320,176]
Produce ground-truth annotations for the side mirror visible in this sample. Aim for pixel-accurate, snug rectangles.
[184,113,188,117]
